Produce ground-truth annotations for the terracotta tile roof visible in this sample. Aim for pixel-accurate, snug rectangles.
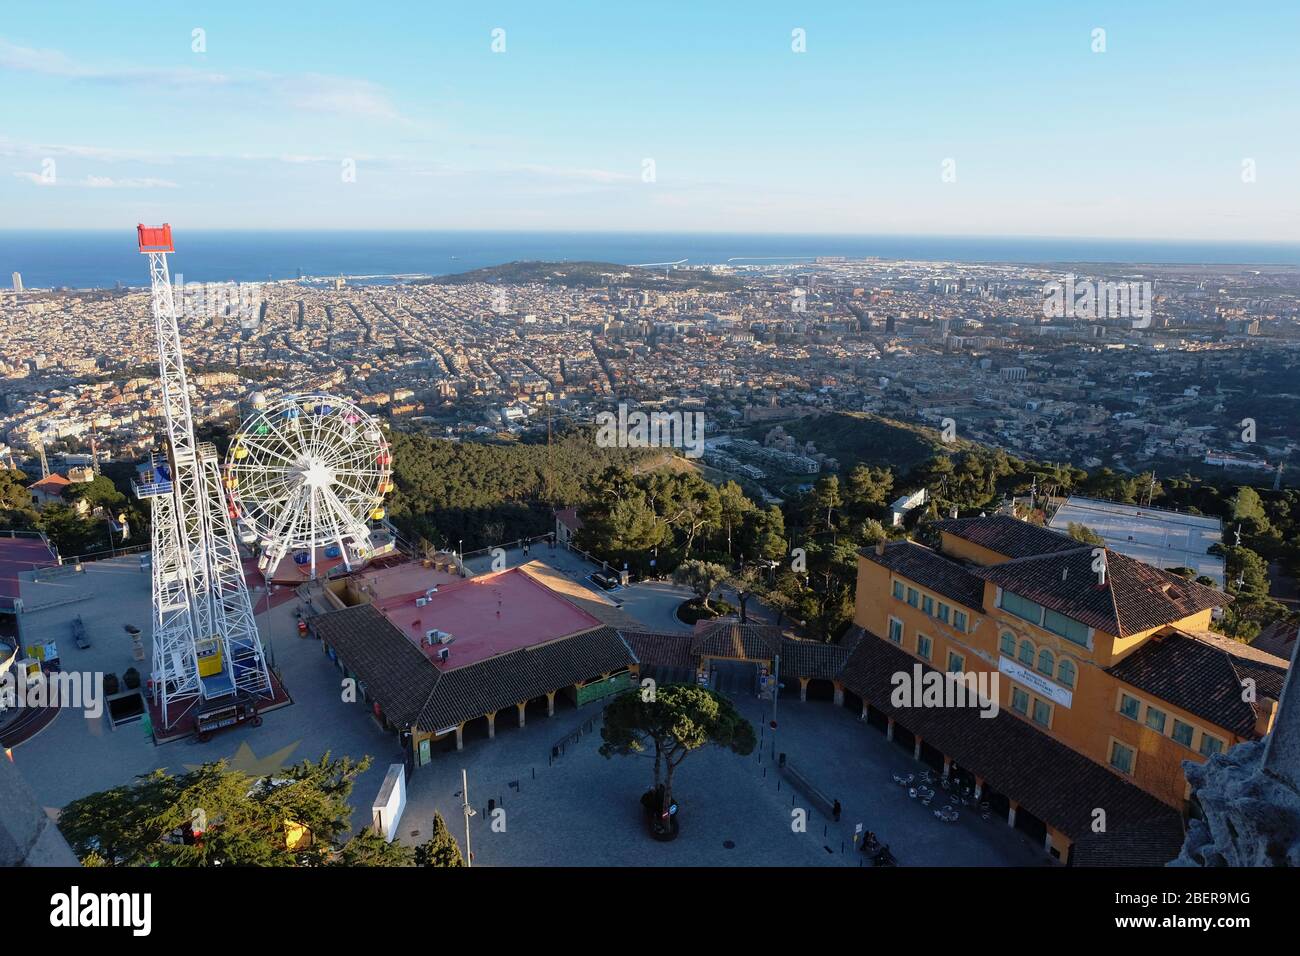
[415,625,635,732]
[29,474,71,495]
[838,634,1183,860]
[934,514,1083,559]
[1249,618,1299,664]
[1067,816,1189,867]
[311,603,636,734]
[622,630,696,669]
[308,604,439,728]
[690,619,782,659]
[620,627,862,680]
[974,547,1230,637]
[860,541,986,612]
[778,628,864,680]
[1108,629,1288,738]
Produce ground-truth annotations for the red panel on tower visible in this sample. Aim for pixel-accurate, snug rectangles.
[137,223,174,253]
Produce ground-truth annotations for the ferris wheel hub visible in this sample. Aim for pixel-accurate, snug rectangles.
[299,457,335,489]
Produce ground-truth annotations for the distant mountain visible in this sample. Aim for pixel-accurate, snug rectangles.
[420,260,745,291]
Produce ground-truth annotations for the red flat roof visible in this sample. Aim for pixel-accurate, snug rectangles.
[0,536,59,602]
[376,566,602,670]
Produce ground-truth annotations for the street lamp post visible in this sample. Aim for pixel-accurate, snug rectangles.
[460,768,475,867]
[262,581,276,669]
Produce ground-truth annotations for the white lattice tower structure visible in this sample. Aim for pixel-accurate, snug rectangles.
[134,224,271,730]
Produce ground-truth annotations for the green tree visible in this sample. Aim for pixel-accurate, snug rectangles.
[1230,486,1270,534]
[764,569,803,626]
[752,505,788,563]
[0,468,34,512]
[672,559,729,611]
[35,503,106,556]
[1225,544,1269,593]
[335,829,415,866]
[725,564,766,624]
[65,475,126,511]
[58,753,371,866]
[599,684,756,829]
[716,481,753,556]
[856,518,888,546]
[813,475,843,534]
[845,464,894,515]
[414,812,465,867]
[1066,522,1106,546]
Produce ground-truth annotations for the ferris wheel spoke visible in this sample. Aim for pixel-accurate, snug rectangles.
[240,436,304,469]
[320,482,366,534]
[267,482,308,548]
[330,476,378,502]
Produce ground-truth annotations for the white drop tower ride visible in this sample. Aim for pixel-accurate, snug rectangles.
[134,224,272,731]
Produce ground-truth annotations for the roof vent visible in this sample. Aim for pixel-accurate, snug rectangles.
[1061,567,1068,581]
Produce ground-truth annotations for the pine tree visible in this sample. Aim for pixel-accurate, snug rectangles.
[415,812,465,867]
[336,829,415,866]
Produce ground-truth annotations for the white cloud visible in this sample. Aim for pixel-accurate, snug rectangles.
[275,74,408,124]
[0,37,230,87]
[0,38,91,77]
[507,163,638,185]
[0,36,411,123]
[81,175,178,189]
[12,170,55,186]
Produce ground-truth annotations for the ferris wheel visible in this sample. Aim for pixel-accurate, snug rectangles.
[224,393,393,580]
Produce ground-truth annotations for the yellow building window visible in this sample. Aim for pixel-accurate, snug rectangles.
[1032,698,1052,728]
[1118,693,1140,720]
[1109,739,1136,775]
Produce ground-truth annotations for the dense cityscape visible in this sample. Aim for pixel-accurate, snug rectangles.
[5,258,1298,495]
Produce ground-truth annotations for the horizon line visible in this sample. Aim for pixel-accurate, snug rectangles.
[4,227,1300,246]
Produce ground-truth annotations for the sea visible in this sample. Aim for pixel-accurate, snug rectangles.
[3,230,1299,289]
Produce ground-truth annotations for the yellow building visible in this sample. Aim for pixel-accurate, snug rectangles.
[846,514,1288,864]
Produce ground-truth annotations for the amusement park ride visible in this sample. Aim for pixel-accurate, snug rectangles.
[225,393,392,582]
[133,224,390,732]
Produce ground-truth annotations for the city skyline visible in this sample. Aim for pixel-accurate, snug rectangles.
[3,1,1298,238]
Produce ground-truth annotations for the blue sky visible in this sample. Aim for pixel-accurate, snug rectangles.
[2,1,1297,238]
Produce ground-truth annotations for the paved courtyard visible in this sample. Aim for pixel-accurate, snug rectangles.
[9,551,1047,866]
[10,558,403,829]
[398,689,1048,867]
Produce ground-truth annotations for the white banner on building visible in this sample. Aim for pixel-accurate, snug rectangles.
[998,656,1073,709]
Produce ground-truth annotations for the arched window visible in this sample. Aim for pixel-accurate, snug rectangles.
[1037,648,1055,676]
[1018,639,1035,666]
[1000,632,1016,657]
[1058,658,1076,688]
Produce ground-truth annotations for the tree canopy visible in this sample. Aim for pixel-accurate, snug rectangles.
[600,684,756,820]
[59,753,371,866]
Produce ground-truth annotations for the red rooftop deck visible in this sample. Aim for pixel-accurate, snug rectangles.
[0,535,59,607]
[376,566,603,670]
